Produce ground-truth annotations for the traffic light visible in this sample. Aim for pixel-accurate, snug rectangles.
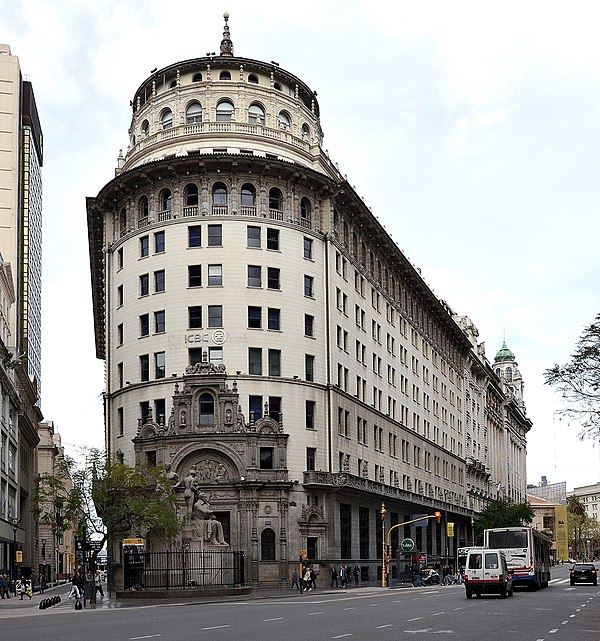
[434,511,442,523]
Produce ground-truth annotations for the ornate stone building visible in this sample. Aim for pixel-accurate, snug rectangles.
[87,16,531,585]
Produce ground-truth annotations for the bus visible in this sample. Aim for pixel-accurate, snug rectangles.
[483,526,552,589]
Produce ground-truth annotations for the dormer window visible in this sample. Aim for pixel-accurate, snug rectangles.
[192,72,203,82]
[273,82,282,91]
[219,70,231,80]
[248,74,259,84]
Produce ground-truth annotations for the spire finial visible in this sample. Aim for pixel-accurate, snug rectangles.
[220,11,234,57]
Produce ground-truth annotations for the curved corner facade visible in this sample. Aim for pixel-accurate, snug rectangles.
[87,23,529,587]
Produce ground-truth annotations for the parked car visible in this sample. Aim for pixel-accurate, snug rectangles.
[570,563,597,586]
[422,569,440,585]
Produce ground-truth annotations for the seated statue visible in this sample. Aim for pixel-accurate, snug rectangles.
[192,491,228,546]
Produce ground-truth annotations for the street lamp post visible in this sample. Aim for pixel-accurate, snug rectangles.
[11,519,18,595]
[380,502,387,588]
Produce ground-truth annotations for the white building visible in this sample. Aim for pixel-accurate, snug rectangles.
[87,16,530,586]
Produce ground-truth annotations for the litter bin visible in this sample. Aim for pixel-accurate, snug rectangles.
[84,581,94,600]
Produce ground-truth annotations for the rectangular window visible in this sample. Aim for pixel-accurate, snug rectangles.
[304,314,314,337]
[207,224,222,246]
[189,347,203,365]
[188,225,201,247]
[305,400,315,429]
[267,267,280,289]
[268,349,281,376]
[117,248,124,269]
[139,274,149,296]
[247,226,261,248]
[154,269,165,293]
[208,264,222,286]
[117,407,124,436]
[117,362,123,388]
[305,354,315,381]
[259,447,274,470]
[140,401,151,425]
[306,447,316,471]
[209,346,223,364]
[248,306,262,329]
[267,308,280,330]
[208,305,222,327]
[269,396,282,422]
[117,284,123,307]
[304,275,314,297]
[140,354,150,382]
[304,237,313,259]
[189,306,202,329]
[249,395,262,422]
[248,265,261,287]
[188,265,202,287]
[155,351,165,379]
[154,310,166,333]
[249,348,262,375]
[139,314,149,337]
[117,323,124,346]
[140,235,149,257]
[154,231,165,253]
[155,399,166,425]
[266,227,279,250]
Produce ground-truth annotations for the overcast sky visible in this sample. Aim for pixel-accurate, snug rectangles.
[2,0,599,492]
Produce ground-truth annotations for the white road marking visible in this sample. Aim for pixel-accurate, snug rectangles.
[343,607,355,610]
[309,611,322,616]
[407,617,422,621]
[432,611,445,616]
[263,617,283,622]
[332,635,352,639]
[200,626,230,632]
[549,629,558,634]
[561,621,568,625]
[131,636,162,640]
[376,624,393,629]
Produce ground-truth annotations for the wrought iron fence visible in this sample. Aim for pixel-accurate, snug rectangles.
[124,548,245,591]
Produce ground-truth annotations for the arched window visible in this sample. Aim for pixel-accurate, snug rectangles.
[260,528,276,561]
[141,120,150,136]
[212,182,228,213]
[138,196,148,224]
[161,109,173,130]
[269,188,282,212]
[159,189,172,212]
[273,82,282,91]
[342,221,349,246]
[278,111,291,130]
[360,242,366,265]
[352,232,358,256]
[192,72,203,82]
[169,80,177,89]
[248,74,259,84]
[495,368,501,378]
[216,100,234,121]
[301,123,310,141]
[119,208,127,234]
[248,103,265,125]
[184,183,198,207]
[241,183,256,212]
[199,392,215,425]
[186,102,202,124]
[219,70,231,81]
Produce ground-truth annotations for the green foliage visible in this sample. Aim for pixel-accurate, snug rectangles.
[35,448,179,550]
[545,313,600,440]
[475,498,534,542]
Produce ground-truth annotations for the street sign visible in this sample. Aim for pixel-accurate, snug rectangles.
[447,522,455,537]
[401,538,415,552]
[89,540,104,550]
[123,538,145,545]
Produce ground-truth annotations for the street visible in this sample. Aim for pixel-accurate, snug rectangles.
[0,565,598,640]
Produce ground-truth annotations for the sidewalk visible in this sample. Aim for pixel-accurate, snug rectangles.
[0,580,410,617]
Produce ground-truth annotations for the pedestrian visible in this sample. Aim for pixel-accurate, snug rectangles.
[19,579,31,600]
[39,574,46,594]
[303,566,312,591]
[68,573,81,599]
[353,564,360,586]
[0,575,6,599]
[290,567,300,591]
[340,565,348,588]
[95,570,104,598]
[2,575,12,598]
[309,566,317,590]
[330,565,338,588]
[412,566,425,587]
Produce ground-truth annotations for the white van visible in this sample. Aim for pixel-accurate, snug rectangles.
[464,548,513,599]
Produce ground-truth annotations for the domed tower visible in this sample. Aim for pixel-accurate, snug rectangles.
[494,340,525,407]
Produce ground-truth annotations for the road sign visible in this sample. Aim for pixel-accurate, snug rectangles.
[401,538,415,552]
[123,538,145,545]
[89,540,104,550]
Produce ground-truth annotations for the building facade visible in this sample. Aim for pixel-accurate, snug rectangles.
[87,17,530,585]
[0,44,43,582]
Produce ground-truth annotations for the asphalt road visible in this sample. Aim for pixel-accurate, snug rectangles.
[1,565,598,640]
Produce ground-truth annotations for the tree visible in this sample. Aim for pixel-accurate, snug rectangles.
[567,494,587,560]
[475,498,534,543]
[34,448,179,600]
[544,313,600,440]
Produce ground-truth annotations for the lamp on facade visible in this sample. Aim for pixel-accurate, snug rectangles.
[380,501,387,588]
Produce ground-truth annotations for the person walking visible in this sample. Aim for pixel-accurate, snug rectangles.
[290,567,300,591]
[39,574,46,594]
[309,566,317,590]
[340,565,348,588]
[330,565,338,588]
[302,566,312,591]
[68,573,81,599]
[352,564,360,586]
[95,570,104,598]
